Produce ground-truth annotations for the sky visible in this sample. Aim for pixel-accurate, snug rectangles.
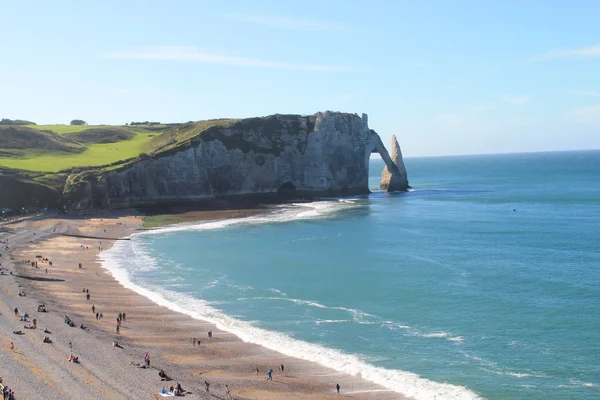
[1,1,599,157]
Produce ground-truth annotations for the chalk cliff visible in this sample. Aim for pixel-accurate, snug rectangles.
[63,112,408,209]
[380,135,409,191]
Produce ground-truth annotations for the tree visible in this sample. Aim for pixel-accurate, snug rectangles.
[70,119,87,126]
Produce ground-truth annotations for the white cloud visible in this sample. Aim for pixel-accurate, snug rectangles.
[224,13,347,32]
[570,104,600,124]
[501,95,530,105]
[532,44,600,61]
[568,90,600,97]
[103,46,363,72]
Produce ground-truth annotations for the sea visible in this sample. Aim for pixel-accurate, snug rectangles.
[101,150,600,400]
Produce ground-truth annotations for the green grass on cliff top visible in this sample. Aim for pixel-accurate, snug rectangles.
[29,124,112,134]
[0,120,237,173]
[0,127,156,172]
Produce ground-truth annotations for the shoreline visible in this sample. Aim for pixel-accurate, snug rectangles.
[1,209,405,399]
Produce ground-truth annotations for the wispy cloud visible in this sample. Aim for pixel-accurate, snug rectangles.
[501,95,530,105]
[532,44,600,61]
[568,90,600,97]
[570,104,600,124]
[224,13,347,32]
[103,46,363,72]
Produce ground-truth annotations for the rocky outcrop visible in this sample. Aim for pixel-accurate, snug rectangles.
[63,112,409,209]
[380,135,409,191]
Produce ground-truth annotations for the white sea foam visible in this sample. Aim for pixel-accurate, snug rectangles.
[101,237,484,400]
[420,332,450,338]
[137,200,359,237]
[267,288,287,296]
[569,378,598,388]
[316,319,350,325]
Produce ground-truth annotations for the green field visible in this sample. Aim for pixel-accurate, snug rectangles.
[29,124,114,134]
[0,119,237,173]
[0,130,155,172]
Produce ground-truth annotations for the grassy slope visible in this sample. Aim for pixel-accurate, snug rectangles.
[0,125,158,172]
[30,124,113,134]
[0,118,267,175]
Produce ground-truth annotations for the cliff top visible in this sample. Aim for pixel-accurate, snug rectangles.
[0,112,363,174]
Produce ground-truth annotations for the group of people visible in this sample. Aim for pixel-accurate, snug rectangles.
[1,377,16,400]
[160,382,184,396]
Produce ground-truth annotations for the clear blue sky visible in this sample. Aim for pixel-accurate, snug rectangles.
[2,1,599,156]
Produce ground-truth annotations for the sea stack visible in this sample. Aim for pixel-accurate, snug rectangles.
[380,135,409,191]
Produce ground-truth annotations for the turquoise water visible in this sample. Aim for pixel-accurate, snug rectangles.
[102,150,600,400]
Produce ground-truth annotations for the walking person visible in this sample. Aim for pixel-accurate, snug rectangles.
[204,380,210,393]
[225,384,232,398]
[336,383,340,394]
[145,353,150,367]
[92,304,95,314]
[267,369,273,380]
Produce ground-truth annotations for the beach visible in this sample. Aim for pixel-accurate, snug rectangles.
[0,210,401,400]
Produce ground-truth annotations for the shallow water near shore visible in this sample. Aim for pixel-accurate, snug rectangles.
[101,150,600,400]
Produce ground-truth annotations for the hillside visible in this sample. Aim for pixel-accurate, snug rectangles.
[0,124,162,172]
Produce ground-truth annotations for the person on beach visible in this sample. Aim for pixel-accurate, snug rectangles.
[86,293,90,301]
[92,305,95,314]
[204,380,210,393]
[208,330,212,338]
[281,364,284,374]
[267,369,273,380]
[336,383,340,394]
[122,312,126,321]
[144,353,150,367]
[68,342,73,351]
[99,313,103,321]
[115,325,119,334]
[225,384,232,398]
[192,337,196,347]
[256,367,259,375]
[96,312,99,321]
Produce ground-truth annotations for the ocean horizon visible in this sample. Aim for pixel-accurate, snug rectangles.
[101,149,600,400]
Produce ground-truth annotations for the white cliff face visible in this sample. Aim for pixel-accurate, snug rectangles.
[70,112,393,208]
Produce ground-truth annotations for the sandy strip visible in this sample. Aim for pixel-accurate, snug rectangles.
[0,210,405,399]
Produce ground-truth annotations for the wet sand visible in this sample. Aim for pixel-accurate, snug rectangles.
[0,210,403,399]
